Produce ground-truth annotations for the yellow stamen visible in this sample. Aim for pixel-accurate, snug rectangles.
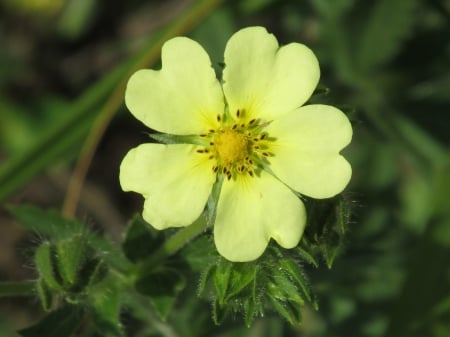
[214,130,248,165]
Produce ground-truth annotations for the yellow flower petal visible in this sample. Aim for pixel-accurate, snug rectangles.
[125,37,224,135]
[119,143,215,229]
[214,172,306,262]
[223,26,319,122]
[267,104,352,198]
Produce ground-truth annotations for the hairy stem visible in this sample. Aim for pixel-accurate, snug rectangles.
[138,215,209,273]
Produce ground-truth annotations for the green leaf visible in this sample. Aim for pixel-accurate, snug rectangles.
[149,295,178,322]
[301,195,350,268]
[91,287,124,337]
[356,0,421,72]
[122,214,161,263]
[182,236,218,271]
[8,204,128,272]
[135,267,186,320]
[226,263,258,300]
[19,305,84,337]
[7,204,84,240]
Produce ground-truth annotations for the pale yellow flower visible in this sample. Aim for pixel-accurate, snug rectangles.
[120,27,352,262]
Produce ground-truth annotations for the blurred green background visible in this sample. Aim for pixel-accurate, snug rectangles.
[0,0,449,336]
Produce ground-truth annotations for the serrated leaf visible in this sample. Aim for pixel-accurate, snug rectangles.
[19,305,84,337]
[226,263,257,300]
[7,204,84,239]
[122,214,161,263]
[182,236,218,271]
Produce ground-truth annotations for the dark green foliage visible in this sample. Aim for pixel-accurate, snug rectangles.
[19,305,85,337]
[33,236,108,307]
[301,195,350,268]
[1,0,449,336]
[7,204,85,240]
[122,214,162,263]
[356,0,422,72]
[135,267,186,320]
[199,245,318,327]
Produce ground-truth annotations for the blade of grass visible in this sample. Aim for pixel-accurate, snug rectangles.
[0,0,223,205]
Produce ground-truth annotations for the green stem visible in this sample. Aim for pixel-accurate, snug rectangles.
[138,215,209,272]
[0,281,35,297]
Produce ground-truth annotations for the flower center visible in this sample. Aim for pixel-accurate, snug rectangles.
[196,110,274,180]
[214,130,248,165]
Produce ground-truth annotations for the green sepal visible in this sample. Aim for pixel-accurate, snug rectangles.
[212,298,230,325]
[68,255,106,295]
[55,234,90,287]
[267,295,302,326]
[200,246,320,327]
[213,259,231,305]
[295,246,319,268]
[36,279,54,312]
[18,305,85,337]
[34,242,63,291]
[278,258,317,308]
[243,295,262,328]
[268,274,304,305]
[148,132,203,145]
[226,261,258,301]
